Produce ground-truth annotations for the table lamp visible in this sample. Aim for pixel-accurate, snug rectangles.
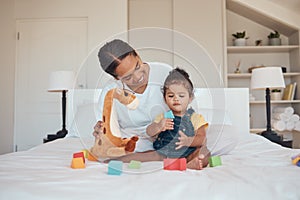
[250,67,285,143]
[48,70,75,138]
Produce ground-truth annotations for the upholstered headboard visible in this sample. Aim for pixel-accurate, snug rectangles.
[66,88,249,136]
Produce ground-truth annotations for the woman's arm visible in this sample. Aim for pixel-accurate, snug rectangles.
[175,125,206,150]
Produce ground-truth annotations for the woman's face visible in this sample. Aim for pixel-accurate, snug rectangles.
[115,54,149,93]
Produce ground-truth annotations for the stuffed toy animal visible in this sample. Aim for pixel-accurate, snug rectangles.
[90,88,139,160]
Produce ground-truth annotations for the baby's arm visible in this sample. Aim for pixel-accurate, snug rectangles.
[146,118,174,137]
[175,125,206,150]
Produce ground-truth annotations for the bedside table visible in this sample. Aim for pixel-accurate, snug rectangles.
[292,131,300,149]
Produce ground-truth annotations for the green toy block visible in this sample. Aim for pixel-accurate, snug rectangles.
[209,156,222,167]
[128,160,141,169]
[164,110,175,119]
[108,160,123,175]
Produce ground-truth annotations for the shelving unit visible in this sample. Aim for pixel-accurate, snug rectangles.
[227,45,299,53]
[225,5,300,135]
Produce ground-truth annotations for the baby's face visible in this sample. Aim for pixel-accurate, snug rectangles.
[164,84,192,116]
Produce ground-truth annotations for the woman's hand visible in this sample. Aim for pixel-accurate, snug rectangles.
[93,121,104,138]
[175,130,192,150]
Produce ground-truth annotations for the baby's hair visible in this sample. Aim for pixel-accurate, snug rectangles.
[163,67,194,98]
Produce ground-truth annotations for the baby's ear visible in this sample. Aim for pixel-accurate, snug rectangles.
[189,94,195,103]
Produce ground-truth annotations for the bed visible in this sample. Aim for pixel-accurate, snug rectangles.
[1,88,300,200]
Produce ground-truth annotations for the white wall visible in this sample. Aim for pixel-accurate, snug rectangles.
[0,0,15,154]
[1,0,297,154]
[0,0,128,154]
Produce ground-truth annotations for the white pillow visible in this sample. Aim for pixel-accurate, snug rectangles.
[199,108,232,125]
[206,124,239,156]
[189,98,232,125]
[67,103,98,138]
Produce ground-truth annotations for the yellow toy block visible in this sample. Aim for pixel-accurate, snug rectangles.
[81,149,89,158]
[292,157,300,165]
[71,157,85,169]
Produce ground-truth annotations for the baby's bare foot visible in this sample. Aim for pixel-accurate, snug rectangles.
[186,154,204,170]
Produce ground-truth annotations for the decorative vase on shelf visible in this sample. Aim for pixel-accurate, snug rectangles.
[232,31,249,46]
[268,30,281,46]
[234,38,247,46]
[269,38,281,46]
[271,89,282,100]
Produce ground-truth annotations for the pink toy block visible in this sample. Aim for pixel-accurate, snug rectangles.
[163,158,186,171]
[291,153,300,160]
[73,152,85,163]
[71,157,85,169]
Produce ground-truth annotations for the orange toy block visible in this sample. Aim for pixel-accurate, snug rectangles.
[73,152,85,163]
[87,152,98,161]
[71,157,85,169]
[163,158,186,171]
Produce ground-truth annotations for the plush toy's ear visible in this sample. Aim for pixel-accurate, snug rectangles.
[114,89,139,107]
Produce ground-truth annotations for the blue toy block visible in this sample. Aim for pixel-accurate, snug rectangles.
[164,110,175,119]
[297,161,300,167]
[108,160,123,175]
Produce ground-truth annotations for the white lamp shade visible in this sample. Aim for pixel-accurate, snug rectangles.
[48,70,75,92]
[251,67,285,90]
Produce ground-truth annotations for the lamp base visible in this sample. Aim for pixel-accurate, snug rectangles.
[261,130,292,148]
[56,129,68,138]
[43,129,68,143]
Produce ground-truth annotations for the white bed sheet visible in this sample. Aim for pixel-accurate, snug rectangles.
[1,134,300,200]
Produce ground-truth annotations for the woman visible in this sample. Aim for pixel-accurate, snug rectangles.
[93,39,209,166]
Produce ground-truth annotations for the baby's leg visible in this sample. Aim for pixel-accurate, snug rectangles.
[110,150,166,163]
[186,146,211,170]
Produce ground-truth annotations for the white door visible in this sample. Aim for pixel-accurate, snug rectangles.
[15,18,87,151]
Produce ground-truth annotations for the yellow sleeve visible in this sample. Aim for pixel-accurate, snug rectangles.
[191,113,208,130]
[154,113,164,123]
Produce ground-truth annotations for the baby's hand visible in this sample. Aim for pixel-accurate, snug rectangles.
[175,130,192,150]
[159,118,174,132]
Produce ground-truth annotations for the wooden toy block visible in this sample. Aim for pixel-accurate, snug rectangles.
[87,152,98,161]
[292,157,300,165]
[81,149,89,158]
[71,157,85,169]
[128,160,141,169]
[164,110,175,119]
[108,160,123,175]
[73,152,85,163]
[163,158,186,171]
[291,153,300,160]
[209,156,222,167]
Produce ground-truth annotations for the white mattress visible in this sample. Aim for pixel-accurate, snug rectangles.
[0,134,300,200]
